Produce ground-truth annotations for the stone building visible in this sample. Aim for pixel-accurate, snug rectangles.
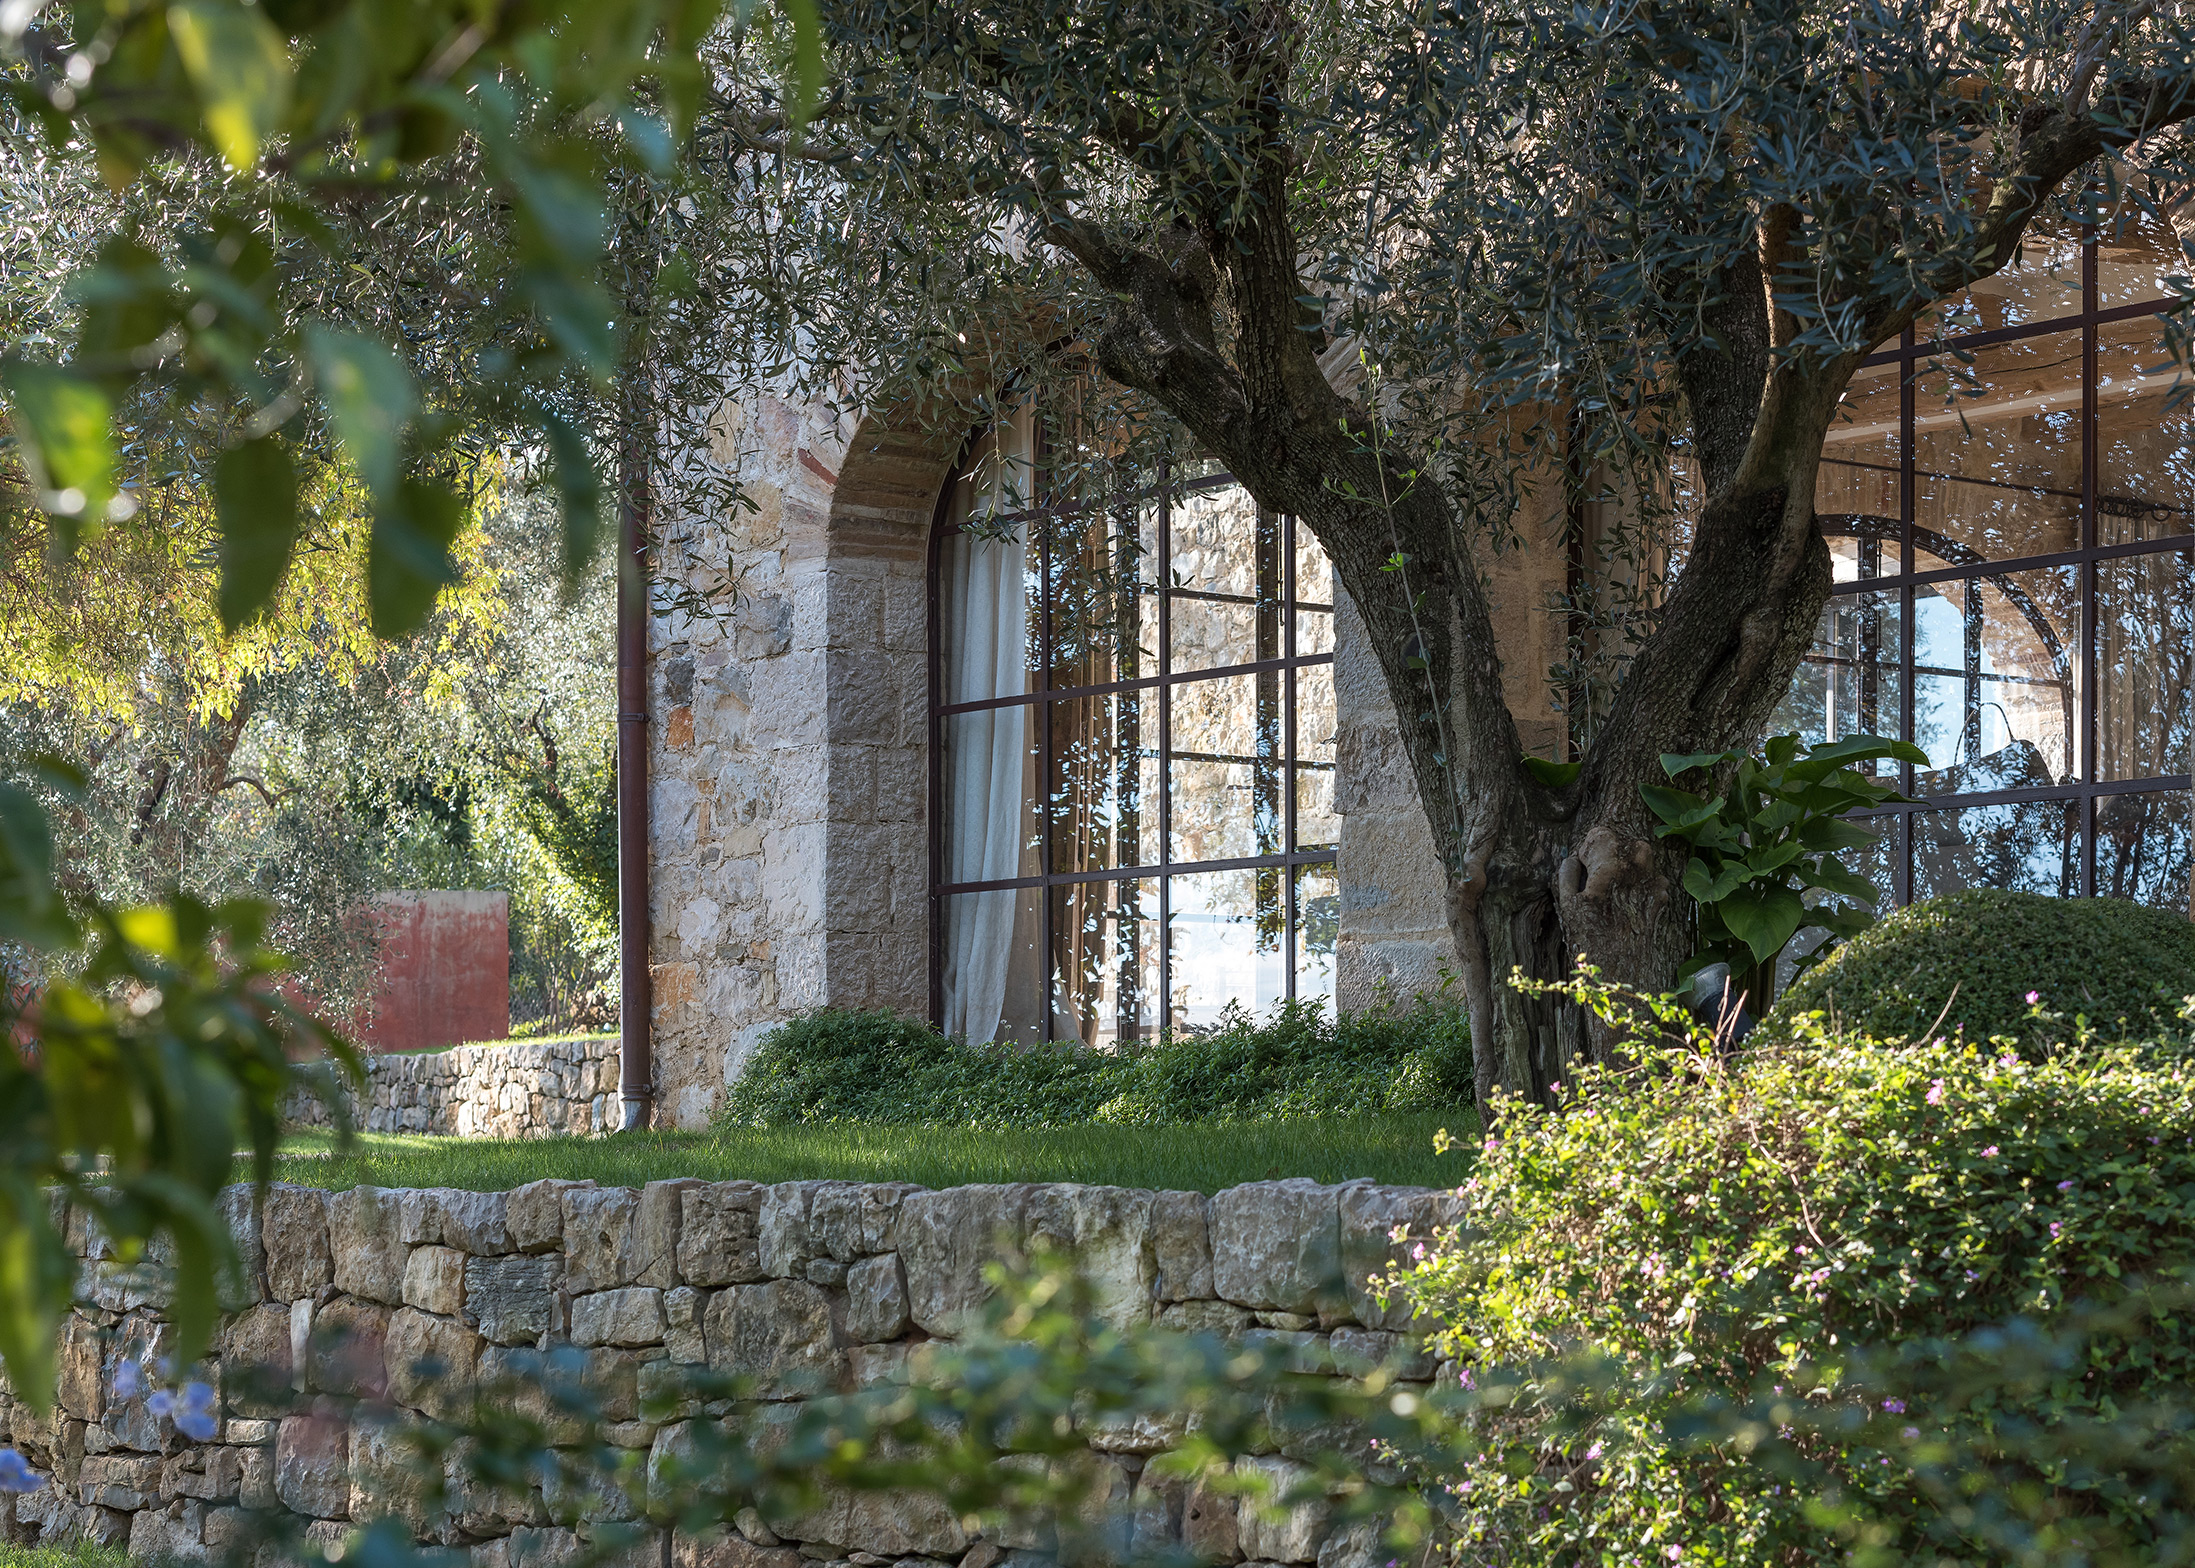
[643,219,2195,1129]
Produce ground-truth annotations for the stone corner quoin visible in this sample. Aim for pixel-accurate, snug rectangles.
[6,1176,1467,1568]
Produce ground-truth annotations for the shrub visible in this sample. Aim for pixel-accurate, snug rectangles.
[1401,987,2195,1564]
[1764,887,2195,1050]
[718,985,1473,1128]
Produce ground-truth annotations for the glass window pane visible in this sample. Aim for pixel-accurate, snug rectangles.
[2096,206,2188,312]
[1170,673,1279,861]
[1295,521,1333,605]
[941,707,1037,885]
[1167,869,1286,1029]
[1041,508,1156,688]
[940,886,1045,1045]
[2097,551,2195,783]
[1296,606,1335,657]
[1294,863,1339,1013]
[1051,878,1159,1047]
[1910,568,2078,787]
[2096,791,2195,914]
[1912,332,2083,565]
[1819,359,1903,580]
[1170,483,1279,673]
[937,528,1035,701]
[1918,216,2085,336]
[1771,588,1905,771]
[1047,693,1157,873]
[1913,801,2081,900]
[2096,315,2195,546]
[1294,661,1339,851]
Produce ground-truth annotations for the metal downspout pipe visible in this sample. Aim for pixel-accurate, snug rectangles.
[617,385,654,1133]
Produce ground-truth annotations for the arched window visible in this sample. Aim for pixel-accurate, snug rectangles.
[929,419,1338,1045]
[1778,210,2195,912]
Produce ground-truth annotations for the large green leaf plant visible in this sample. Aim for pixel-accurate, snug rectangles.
[1642,733,1925,1009]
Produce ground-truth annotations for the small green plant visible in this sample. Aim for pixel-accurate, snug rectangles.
[1642,732,1923,1008]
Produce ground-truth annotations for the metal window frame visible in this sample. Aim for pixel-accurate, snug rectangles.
[930,440,1338,1040]
[1816,247,2195,906]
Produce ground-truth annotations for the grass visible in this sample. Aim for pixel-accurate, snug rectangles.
[368,1029,618,1058]
[263,1111,1477,1195]
[0,1545,126,1568]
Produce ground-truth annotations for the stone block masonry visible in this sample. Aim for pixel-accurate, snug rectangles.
[1,1177,1464,1568]
[286,1036,622,1138]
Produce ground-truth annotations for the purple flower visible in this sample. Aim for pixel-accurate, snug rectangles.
[112,1357,142,1402]
[2057,1180,2076,1191]
[0,1449,43,1493]
[175,1382,218,1442]
[1903,1426,1919,1440]
[1882,1399,1906,1413]
[2050,1223,2062,1238]
[1981,1146,1999,1158]
[1926,1079,1945,1106]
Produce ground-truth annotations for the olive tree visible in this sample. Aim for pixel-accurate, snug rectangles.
[678,0,2195,1107]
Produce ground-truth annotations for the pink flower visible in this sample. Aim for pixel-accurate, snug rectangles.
[1926,1079,1945,1106]
[1667,1548,1683,1562]
[2050,1222,2062,1238]
[2026,990,2040,1005]
[1981,1146,1999,1158]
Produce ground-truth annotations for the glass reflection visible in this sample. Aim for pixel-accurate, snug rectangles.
[1050,879,1160,1047]
[1818,359,1902,580]
[1919,216,2085,335]
[2096,552,2194,783]
[1167,870,1287,1030]
[2095,791,2195,914]
[1295,662,1339,849]
[1913,801,2080,900]
[2096,205,2189,311]
[1912,333,2083,563]
[1046,693,1157,873]
[1294,864,1339,1011]
[1170,673,1278,862]
[2096,317,2195,545]
[1772,588,1903,771]
[1909,568,2076,784]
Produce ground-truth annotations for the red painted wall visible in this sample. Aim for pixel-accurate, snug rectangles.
[359,890,510,1054]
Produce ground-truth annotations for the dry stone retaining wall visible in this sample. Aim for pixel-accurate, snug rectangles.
[0,1177,1463,1568]
[286,1036,622,1138]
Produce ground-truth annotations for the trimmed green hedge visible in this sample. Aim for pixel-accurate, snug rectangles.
[1766,888,2195,1049]
[1403,1011,2195,1562]
[718,990,1473,1128]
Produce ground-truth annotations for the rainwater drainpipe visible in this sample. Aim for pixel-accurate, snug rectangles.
[616,374,654,1133]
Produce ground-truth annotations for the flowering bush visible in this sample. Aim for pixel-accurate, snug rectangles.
[1400,972,2195,1564]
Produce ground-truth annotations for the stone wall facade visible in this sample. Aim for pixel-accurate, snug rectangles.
[1,1177,1460,1568]
[287,1036,621,1138]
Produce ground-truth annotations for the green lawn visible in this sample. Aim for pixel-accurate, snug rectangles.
[266,1111,1475,1194]
[0,1544,126,1568]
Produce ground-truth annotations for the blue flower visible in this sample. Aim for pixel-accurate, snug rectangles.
[147,1389,174,1419]
[174,1382,219,1442]
[112,1357,142,1402]
[0,1449,45,1493]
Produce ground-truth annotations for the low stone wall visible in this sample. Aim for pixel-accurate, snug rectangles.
[287,1035,621,1137]
[0,1176,1462,1567]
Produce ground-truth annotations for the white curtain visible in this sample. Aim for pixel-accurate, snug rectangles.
[940,408,1036,1043]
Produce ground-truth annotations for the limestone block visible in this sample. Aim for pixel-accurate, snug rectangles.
[1152,1191,1214,1302]
[467,1255,561,1344]
[275,1413,350,1518]
[401,1189,514,1256]
[404,1246,469,1316]
[664,1287,708,1363]
[1210,1183,1345,1315]
[836,1485,970,1559]
[1328,1328,1433,1382]
[805,1183,873,1263]
[756,1183,826,1277]
[845,1343,909,1388]
[580,1347,642,1423]
[310,1297,391,1400]
[572,1288,668,1348]
[703,1280,843,1397]
[672,1528,803,1568]
[1235,1458,1327,1565]
[892,1185,1031,1337]
[1025,1185,1156,1329]
[1130,1475,1183,1557]
[329,1187,408,1305]
[564,1187,643,1293]
[1316,1519,1384,1568]
[241,1150,321,1284]
[1338,1185,1453,1332]
[639,1181,705,1287]
[1182,1478,1240,1563]
[1157,1300,1256,1335]
[844,1255,907,1344]
[218,1183,265,1308]
[77,1454,160,1510]
[1243,1330,1334,1375]
[56,1314,103,1423]
[239,1446,276,1510]
[162,1445,242,1502]
[506,1525,585,1568]
[386,1307,482,1418]
[509,1179,595,1253]
[350,1418,444,1534]
[218,1302,294,1413]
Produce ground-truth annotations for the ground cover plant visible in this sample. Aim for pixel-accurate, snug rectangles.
[1399,970,2195,1563]
[266,1111,1474,1194]
[1766,889,2195,1052]
[720,991,1473,1130]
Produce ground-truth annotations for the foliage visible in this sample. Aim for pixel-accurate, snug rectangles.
[1765,887,2195,1053]
[0,773,352,1411]
[1642,733,1923,999]
[272,1112,1472,1194]
[718,988,1474,1129]
[1399,965,2195,1564]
